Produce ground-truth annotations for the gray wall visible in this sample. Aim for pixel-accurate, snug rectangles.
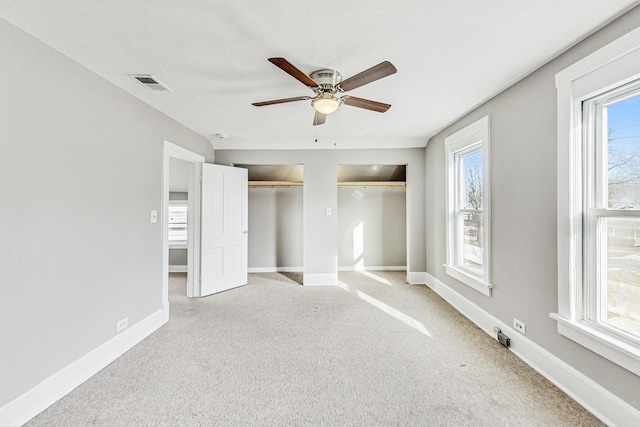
[338,188,406,269]
[424,7,640,410]
[215,149,425,281]
[246,186,407,271]
[248,188,303,269]
[169,191,188,201]
[169,249,188,266]
[0,19,212,406]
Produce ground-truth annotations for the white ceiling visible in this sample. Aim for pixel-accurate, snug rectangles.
[1,1,637,150]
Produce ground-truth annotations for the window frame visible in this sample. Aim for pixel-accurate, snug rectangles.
[554,26,640,376]
[168,200,188,248]
[445,115,492,296]
[584,81,640,341]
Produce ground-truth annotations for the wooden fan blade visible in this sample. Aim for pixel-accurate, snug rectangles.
[252,96,311,106]
[313,111,326,126]
[339,61,397,92]
[268,57,319,88]
[342,96,391,113]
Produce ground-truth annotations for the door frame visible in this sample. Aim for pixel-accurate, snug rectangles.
[162,140,204,321]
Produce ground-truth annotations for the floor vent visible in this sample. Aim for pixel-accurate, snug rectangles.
[129,74,171,92]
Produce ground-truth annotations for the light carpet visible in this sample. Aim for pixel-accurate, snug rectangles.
[26,272,603,426]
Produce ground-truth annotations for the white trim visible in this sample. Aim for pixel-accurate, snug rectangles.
[169,244,188,249]
[162,140,204,307]
[303,273,338,286]
[444,115,492,295]
[551,314,640,377]
[555,25,640,372]
[406,271,427,285]
[249,267,408,274]
[425,273,640,427]
[169,265,188,273]
[248,267,303,273]
[338,266,407,272]
[444,265,492,296]
[0,309,165,427]
[555,27,640,89]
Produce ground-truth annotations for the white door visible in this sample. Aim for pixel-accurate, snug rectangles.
[200,163,248,296]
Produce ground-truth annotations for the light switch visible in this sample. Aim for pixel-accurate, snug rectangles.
[150,210,158,223]
[325,208,332,216]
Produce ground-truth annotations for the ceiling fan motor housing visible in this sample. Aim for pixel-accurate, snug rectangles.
[310,69,342,93]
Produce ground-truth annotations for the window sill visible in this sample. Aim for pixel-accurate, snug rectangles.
[550,313,640,377]
[444,265,492,296]
[169,244,188,249]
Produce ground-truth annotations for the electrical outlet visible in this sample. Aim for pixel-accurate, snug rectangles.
[116,317,128,333]
[513,318,526,335]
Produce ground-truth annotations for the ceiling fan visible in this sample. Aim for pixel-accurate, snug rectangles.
[252,57,397,126]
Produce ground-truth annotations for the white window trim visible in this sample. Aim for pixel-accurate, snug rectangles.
[168,200,188,249]
[554,26,640,376]
[444,115,492,296]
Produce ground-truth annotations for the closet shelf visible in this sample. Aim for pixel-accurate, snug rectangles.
[249,181,303,188]
[249,181,406,189]
[338,181,405,188]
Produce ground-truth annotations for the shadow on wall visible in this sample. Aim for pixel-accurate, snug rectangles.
[275,188,303,269]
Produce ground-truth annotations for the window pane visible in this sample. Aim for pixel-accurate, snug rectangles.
[462,150,483,209]
[604,217,640,338]
[607,93,640,209]
[168,204,187,244]
[168,205,187,223]
[462,211,483,274]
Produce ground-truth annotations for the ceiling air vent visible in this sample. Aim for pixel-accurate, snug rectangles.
[129,74,171,92]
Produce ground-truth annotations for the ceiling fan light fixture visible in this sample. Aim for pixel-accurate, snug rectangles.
[312,93,340,115]
[253,58,396,125]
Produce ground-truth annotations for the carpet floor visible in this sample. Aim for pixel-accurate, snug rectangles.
[26,272,603,426]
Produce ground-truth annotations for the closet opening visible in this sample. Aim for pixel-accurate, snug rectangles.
[337,164,407,273]
[236,164,304,284]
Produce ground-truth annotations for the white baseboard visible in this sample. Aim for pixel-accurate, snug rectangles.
[338,266,406,272]
[168,265,187,273]
[0,308,166,427]
[248,267,303,273]
[407,271,427,284]
[303,273,338,286]
[425,273,640,427]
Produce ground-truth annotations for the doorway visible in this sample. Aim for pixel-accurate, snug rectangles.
[162,141,204,321]
[168,157,191,290]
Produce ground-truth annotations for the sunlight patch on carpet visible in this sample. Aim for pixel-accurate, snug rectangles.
[356,290,432,337]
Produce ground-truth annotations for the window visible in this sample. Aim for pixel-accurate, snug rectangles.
[584,82,640,340]
[445,116,492,296]
[168,202,188,247]
[555,26,640,376]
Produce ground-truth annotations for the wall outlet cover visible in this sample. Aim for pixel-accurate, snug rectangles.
[513,318,526,335]
[116,317,129,333]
